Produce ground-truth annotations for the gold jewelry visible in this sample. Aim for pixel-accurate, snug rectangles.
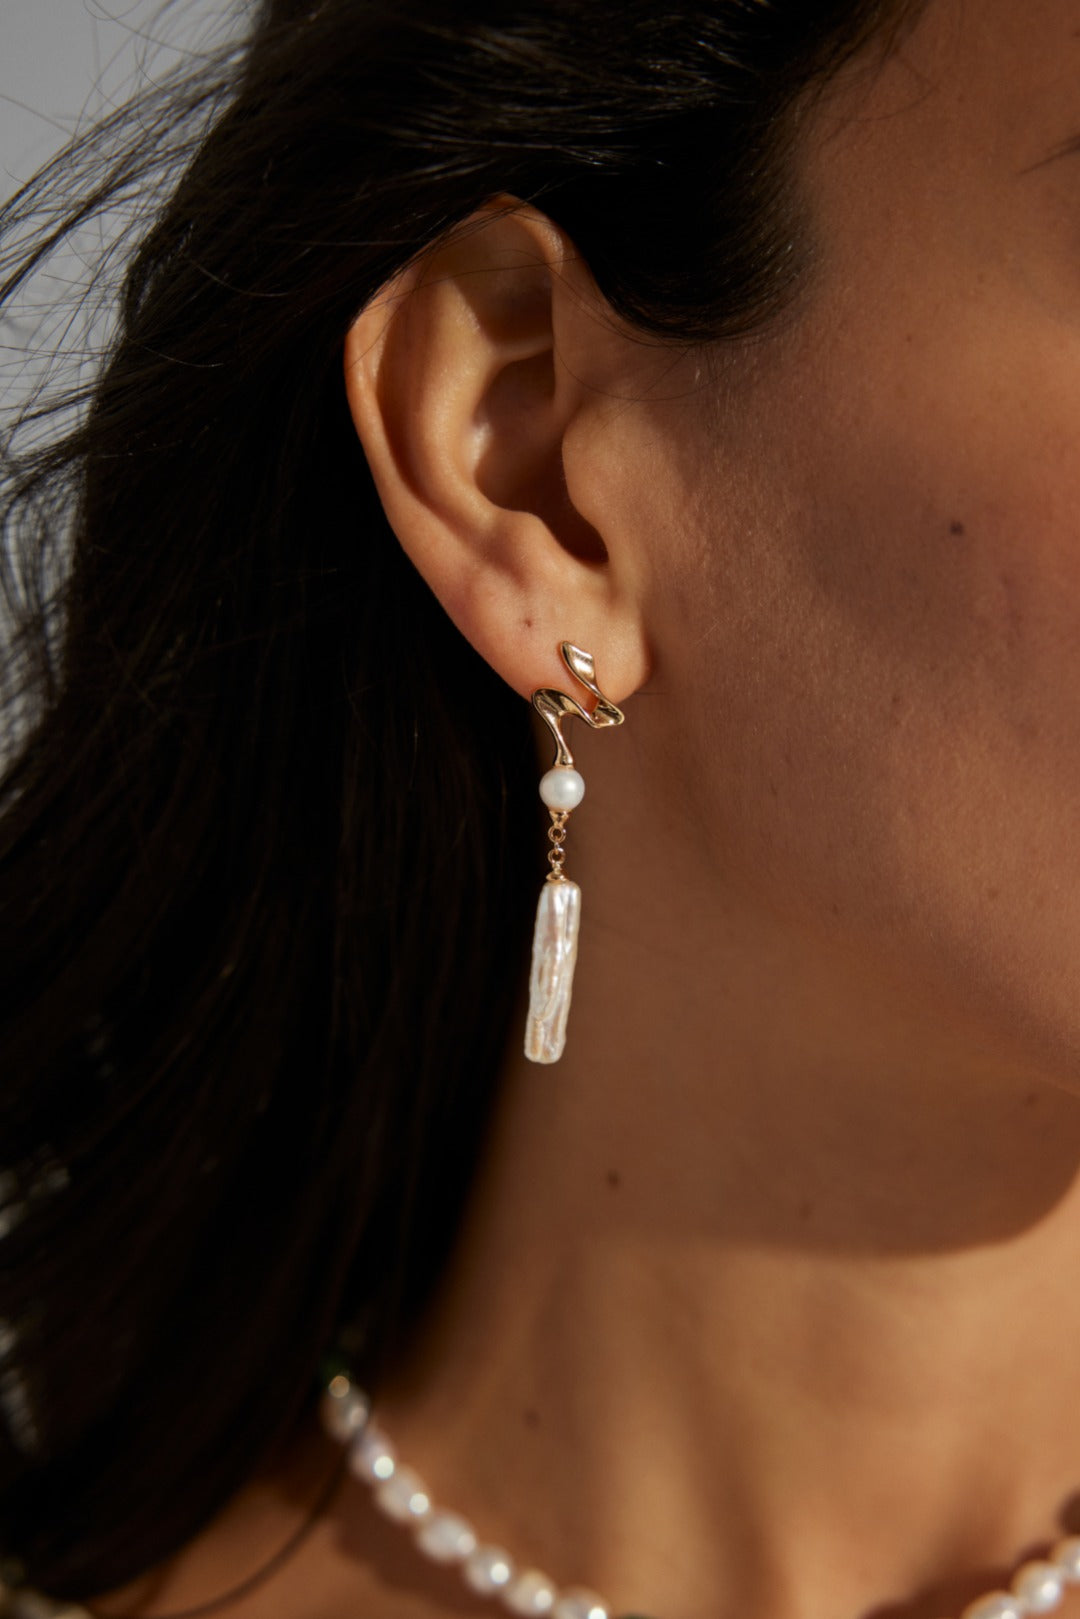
[524,643,624,1064]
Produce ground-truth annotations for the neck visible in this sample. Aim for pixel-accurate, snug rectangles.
[375,804,1080,1619]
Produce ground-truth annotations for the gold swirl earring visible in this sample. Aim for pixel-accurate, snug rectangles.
[524,642,625,1064]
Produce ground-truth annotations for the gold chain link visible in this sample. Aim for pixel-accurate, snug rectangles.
[546,810,569,879]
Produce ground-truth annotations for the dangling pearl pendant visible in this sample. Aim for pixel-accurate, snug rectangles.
[525,870,582,1064]
[524,645,625,1066]
[525,795,584,1066]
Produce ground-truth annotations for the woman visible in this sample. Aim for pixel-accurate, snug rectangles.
[4,0,1080,1615]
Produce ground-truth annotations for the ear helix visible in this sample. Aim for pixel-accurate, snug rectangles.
[524,642,625,1064]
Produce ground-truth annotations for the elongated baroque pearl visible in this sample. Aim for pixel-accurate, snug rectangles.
[525,878,582,1064]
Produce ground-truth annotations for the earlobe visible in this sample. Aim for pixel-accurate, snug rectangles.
[342,197,651,705]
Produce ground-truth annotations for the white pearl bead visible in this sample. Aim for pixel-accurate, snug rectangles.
[1052,1537,1080,1582]
[1012,1561,1066,1613]
[464,1544,517,1594]
[503,1569,558,1615]
[415,1510,478,1564]
[539,768,585,811]
[373,1464,432,1524]
[348,1424,396,1483]
[553,1589,610,1619]
[319,1379,370,1443]
[961,1595,1025,1619]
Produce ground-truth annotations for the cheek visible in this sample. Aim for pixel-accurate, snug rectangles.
[656,320,1080,1080]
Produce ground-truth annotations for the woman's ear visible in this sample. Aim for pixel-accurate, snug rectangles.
[342,196,652,703]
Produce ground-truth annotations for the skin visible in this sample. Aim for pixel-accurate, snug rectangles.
[97,1,1080,1617]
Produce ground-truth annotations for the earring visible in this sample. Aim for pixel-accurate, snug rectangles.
[524,642,625,1064]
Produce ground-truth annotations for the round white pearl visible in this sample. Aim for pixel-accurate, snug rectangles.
[415,1510,478,1564]
[464,1545,517,1594]
[1052,1537,1080,1582]
[503,1569,559,1615]
[318,1379,370,1443]
[1012,1561,1066,1613]
[348,1424,396,1484]
[539,768,585,812]
[961,1595,1025,1619]
[373,1464,432,1524]
[553,1589,610,1619]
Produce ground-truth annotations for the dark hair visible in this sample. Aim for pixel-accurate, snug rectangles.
[0,0,922,1601]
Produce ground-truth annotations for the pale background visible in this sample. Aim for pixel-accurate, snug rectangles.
[2,0,238,192]
[1,0,243,414]
[0,0,245,741]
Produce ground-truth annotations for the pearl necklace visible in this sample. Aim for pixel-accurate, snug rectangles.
[321,1371,1080,1619]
